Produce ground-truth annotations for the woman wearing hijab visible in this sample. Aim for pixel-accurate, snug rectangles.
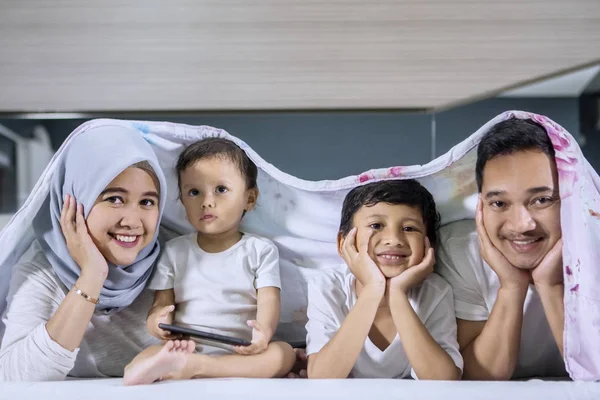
[0,125,167,381]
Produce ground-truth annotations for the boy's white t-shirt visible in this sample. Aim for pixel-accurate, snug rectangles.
[149,232,281,343]
[305,268,463,379]
[436,219,567,379]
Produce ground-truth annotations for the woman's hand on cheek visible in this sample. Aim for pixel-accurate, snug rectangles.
[60,194,109,281]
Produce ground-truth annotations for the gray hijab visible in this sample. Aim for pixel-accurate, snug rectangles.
[33,125,167,310]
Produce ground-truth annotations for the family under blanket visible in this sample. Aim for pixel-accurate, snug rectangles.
[0,116,579,382]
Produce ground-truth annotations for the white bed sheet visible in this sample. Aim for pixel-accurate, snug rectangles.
[0,378,598,400]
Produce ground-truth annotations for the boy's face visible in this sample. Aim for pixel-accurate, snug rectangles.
[481,150,561,270]
[351,202,427,279]
[179,156,257,237]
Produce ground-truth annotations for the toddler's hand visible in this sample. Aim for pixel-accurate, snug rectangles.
[233,320,270,356]
[147,305,177,340]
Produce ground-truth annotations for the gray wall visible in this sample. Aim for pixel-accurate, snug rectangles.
[0,136,16,213]
[1,96,597,213]
[585,133,600,172]
[42,113,433,181]
[435,98,581,157]
[39,98,588,180]
[580,94,600,172]
[188,113,432,180]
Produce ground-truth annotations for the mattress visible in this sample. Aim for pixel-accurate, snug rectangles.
[0,378,599,400]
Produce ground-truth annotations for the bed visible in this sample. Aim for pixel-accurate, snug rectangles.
[1,378,599,400]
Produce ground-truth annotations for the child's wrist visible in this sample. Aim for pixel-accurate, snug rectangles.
[388,288,410,304]
[262,330,274,342]
[360,284,385,302]
[364,280,386,295]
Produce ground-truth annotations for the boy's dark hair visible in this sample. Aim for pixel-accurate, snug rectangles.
[339,179,441,248]
[476,118,555,192]
[175,137,258,192]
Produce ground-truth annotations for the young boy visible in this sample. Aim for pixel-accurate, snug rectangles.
[123,138,296,385]
[306,179,463,379]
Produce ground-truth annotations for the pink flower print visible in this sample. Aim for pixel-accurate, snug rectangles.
[389,166,404,178]
[570,284,580,293]
[529,113,565,139]
[529,113,579,198]
[529,113,572,152]
[555,160,578,199]
[358,172,375,183]
[566,265,573,276]
[589,209,600,219]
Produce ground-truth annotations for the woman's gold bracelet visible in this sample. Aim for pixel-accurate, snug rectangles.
[71,285,99,305]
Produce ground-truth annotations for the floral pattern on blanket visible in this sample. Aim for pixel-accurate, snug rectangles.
[505,111,600,380]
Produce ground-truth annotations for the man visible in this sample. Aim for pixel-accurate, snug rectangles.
[437,118,566,380]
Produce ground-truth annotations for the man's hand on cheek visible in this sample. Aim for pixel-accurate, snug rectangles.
[476,197,531,291]
[531,238,563,288]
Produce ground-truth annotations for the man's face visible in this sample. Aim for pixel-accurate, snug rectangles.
[481,150,562,270]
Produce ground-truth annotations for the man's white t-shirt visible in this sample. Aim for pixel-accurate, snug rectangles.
[305,268,463,379]
[149,232,281,346]
[436,219,566,379]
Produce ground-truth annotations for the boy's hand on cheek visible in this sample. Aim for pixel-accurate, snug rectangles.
[340,227,385,293]
[388,239,435,294]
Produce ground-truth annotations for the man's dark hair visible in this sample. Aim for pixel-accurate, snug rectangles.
[175,137,258,192]
[476,118,555,192]
[339,179,441,248]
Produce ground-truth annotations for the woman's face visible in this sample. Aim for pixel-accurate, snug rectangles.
[86,167,160,266]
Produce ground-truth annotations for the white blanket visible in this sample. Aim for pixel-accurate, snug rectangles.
[0,110,598,380]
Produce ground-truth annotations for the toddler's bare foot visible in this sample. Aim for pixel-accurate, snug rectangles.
[123,340,196,385]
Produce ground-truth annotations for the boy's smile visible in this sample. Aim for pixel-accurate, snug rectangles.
[375,249,411,267]
[352,202,426,279]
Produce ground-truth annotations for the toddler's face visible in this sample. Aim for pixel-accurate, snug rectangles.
[179,156,256,237]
